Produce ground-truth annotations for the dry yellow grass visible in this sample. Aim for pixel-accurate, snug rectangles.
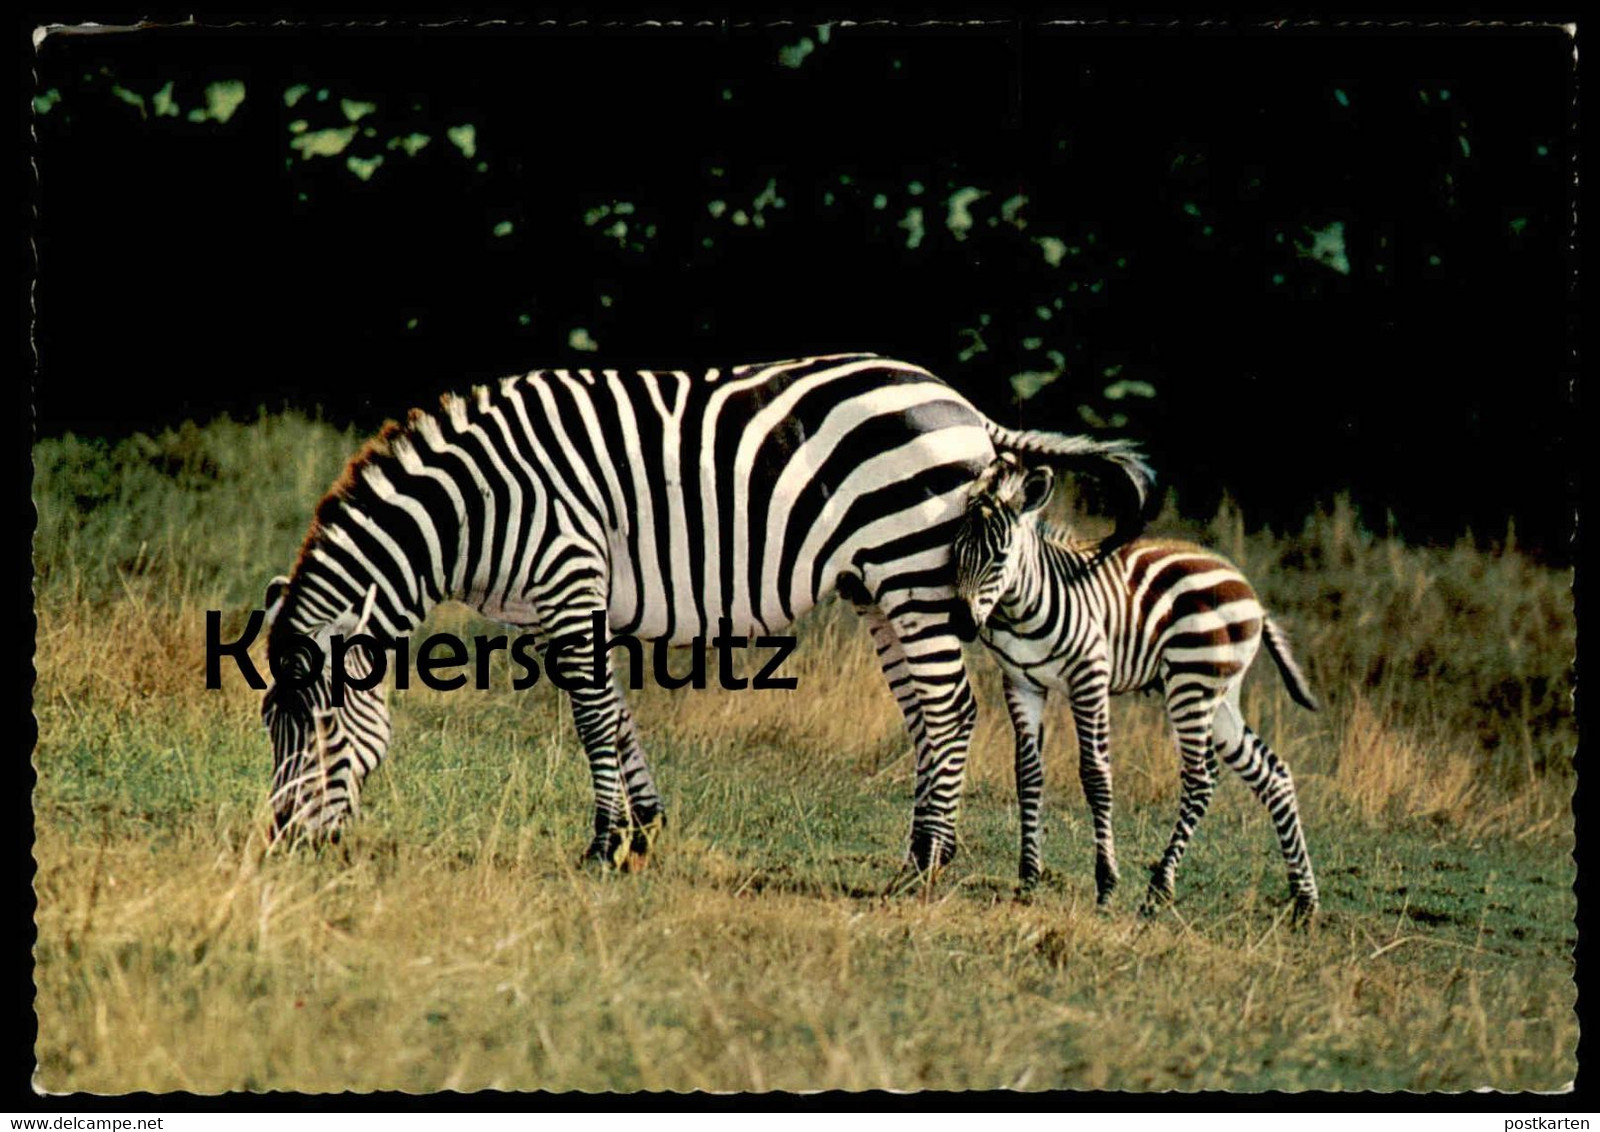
[31,418,1577,1093]
[32,810,1578,1093]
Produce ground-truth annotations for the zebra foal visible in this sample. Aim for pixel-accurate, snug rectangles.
[259,355,1155,879]
[954,453,1320,920]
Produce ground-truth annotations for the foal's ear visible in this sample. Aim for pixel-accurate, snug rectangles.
[1019,466,1055,513]
[263,575,292,631]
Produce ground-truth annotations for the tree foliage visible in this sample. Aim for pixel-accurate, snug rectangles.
[31,22,1573,556]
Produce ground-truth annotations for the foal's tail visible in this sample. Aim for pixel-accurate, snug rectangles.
[1263,616,1320,712]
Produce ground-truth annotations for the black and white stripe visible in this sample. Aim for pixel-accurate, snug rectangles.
[954,453,1319,920]
[261,354,1154,875]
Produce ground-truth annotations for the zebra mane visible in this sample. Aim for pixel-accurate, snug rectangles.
[1034,518,1089,553]
[1038,527,1212,564]
[277,402,450,648]
[291,417,413,563]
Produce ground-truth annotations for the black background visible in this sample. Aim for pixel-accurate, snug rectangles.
[30,17,1578,560]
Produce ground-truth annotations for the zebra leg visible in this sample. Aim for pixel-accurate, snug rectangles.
[615,698,667,867]
[1141,683,1222,916]
[1214,690,1320,923]
[856,605,929,754]
[1002,676,1048,891]
[539,602,634,868]
[1065,670,1119,906]
[877,607,978,877]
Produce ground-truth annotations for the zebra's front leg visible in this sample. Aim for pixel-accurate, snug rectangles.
[1065,671,1119,907]
[897,621,979,878]
[615,699,667,868]
[859,605,939,894]
[1141,684,1221,917]
[857,606,929,754]
[1002,676,1048,891]
[542,610,634,869]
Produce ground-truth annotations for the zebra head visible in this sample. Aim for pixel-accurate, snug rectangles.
[260,576,393,845]
[953,454,1056,629]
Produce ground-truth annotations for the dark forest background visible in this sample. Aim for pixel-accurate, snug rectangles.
[29,19,1577,560]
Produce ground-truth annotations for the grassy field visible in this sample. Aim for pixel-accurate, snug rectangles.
[32,415,1577,1093]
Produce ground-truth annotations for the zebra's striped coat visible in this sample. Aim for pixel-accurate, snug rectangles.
[262,354,1154,875]
[954,454,1320,919]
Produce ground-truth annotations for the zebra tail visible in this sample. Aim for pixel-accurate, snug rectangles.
[1263,617,1320,712]
[983,421,1158,549]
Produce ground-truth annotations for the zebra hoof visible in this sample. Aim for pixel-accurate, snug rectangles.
[884,858,940,899]
[621,816,666,873]
[1138,884,1174,919]
[1290,893,1320,928]
[1095,861,1119,906]
[629,813,667,858]
[581,829,631,871]
[909,828,958,874]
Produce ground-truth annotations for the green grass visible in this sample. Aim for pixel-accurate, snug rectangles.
[31,414,1577,1093]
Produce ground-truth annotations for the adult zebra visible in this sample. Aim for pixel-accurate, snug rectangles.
[261,353,1154,876]
[953,453,1320,920]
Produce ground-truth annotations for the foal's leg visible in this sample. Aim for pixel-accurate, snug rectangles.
[1002,676,1048,889]
[1064,665,1119,905]
[1214,686,1320,921]
[1141,680,1223,916]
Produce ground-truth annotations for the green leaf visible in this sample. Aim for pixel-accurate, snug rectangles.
[345,154,384,181]
[945,187,986,240]
[1296,220,1351,276]
[110,85,146,116]
[290,127,357,159]
[898,207,924,250]
[1010,370,1061,401]
[386,132,431,157]
[1104,379,1156,401]
[1035,237,1067,267]
[446,124,477,159]
[779,37,815,69]
[152,81,179,118]
[202,80,247,123]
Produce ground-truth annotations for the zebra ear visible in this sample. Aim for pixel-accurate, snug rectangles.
[263,575,291,632]
[1019,466,1055,513]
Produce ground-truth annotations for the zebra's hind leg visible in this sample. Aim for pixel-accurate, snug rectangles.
[1141,683,1222,917]
[1214,690,1320,924]
[615,699,667,870]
